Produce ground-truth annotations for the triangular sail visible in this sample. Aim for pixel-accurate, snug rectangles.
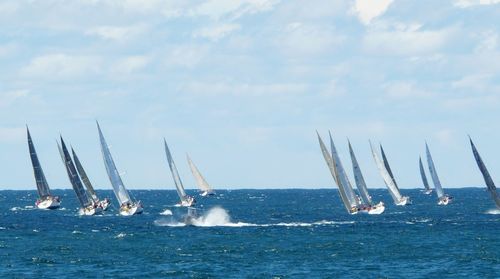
[370,142,403,203]
[425,143,445,198]
[27,127,52,198]
[59,137,92,208]
[380,145,400,191]
[186,154,212,193]
[469,138,500,208]
[329,133,359,208]
[419,156,431,191]
[348,141,372,206]
[316,132,351,212]
[72,148,98,202]
[97,122,131,205]
[164,139,188,202]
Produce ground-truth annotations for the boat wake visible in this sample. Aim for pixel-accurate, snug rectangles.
[154,207,355,228]
[160,209,173,216]
[10,206,35,211]
[485,208,500,215]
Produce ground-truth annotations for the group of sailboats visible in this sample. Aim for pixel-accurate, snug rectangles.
[27,122,215,216]
[317,132,385,215]
[419,143,452,205]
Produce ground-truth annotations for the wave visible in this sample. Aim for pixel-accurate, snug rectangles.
[154,207,355,228]
[485,208,500,214]
[160,209,173,216]
[10,206,35,211]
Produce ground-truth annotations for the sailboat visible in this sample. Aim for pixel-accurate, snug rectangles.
[419,157,433,194]
[370,142,411,206]
[425,143,452,205]
[27,127,61,210]
[187,154,215,197]
[348,140,385,214]
[469,138,500,209]
[164,139,195,207]
[72,147,111,210]
[58,137,97,215]
[97,122,143,216]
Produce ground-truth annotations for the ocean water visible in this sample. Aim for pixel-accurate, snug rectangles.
[0,188,499,278]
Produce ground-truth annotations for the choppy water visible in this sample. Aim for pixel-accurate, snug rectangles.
[0,188,499,278]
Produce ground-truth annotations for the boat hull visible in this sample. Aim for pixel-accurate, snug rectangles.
[368,202,385,215]
[423,189,433,195]
[438,196,452,205]
[79,206,97,216]
[119,202,143,216]
[177,196,196,207]
[396,196,411,206]
[36,196,60,210]
[200,191,215,197]
[98,198,111,211]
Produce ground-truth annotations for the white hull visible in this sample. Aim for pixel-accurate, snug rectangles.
[438,196,452,205]
[119,202,143,216]
[200,191,215,197]
[368,202,385,215]
[79,206,97,216]
[177,196,196,207]
[98,199,111,211]
[396,196,411,206]
[36,197,60,210]
[423,189,433,195]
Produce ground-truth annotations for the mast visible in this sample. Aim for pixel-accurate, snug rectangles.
[97,122,132,205]
[370,142,403,203]
[348,141,372,206]
[316,132,351,212]
[27,127,52,198]
[329,132,360,209]
[469,138,500,208]
[425,143,445,198]
[186,154,212,193]
[164,139,188,202]
[72,147,98,202]
[419,156,431,191]
[59,137,92,208]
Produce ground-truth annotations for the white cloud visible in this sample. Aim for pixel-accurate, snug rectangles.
[194,23,241,41]
[0,42,18,58]
[0,90,28,108]
[454,0,500,8]
[351,0,393,25]
[190,0,279,20]
[0,126,25,143]
[166,45,210,68]
[384,81,432,99]
[183,81,308,97]
[85,24,147,41]
[363,25,453,56]
[474,30,498,52]
[278,22,344,56]
[435,129,454,145]
[111,55,150,75]
[21,54,101,79]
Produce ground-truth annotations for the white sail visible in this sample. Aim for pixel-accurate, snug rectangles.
[329,132,359,208]
[419,156,431,192]
[425,143,445,198]
[97,122,131,205]
[470,138,500,208]
[164,139,188,202]
[348,141,372,206]
[370,142,403,203]
[316,132,351,212]
[186,154,212,193]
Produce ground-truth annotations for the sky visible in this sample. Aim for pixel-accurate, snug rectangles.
[0,0,499,190]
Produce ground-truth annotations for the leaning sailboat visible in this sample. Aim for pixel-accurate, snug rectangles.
[164,140,195,207]
[419,157,433,195]
[187,154,215,197]
[27,127,60,210]
[97,122,143,216]
[72,147,110,210]
[348,140,385,214]
[469,138,500,209]
[58,137,97,215]
[425,143,452,205]
[370,142,411,206]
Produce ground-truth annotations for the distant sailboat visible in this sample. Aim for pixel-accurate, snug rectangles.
[27,127,60,210]
[187,154,215,196]
[58,137,97,215]
[72,147,110,210]
[348,140,385,214]
[425,143,452,205]
[164,139,195,207]
[419,157,433,195]
[469,138,500,209]
[370,142,411,206]
[97,122,143,216]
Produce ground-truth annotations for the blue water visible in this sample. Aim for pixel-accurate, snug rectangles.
[0,188,499,278]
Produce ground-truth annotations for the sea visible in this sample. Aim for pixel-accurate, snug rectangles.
[0,188,498,278]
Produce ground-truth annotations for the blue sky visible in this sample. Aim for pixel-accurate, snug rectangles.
[0,0,499,190]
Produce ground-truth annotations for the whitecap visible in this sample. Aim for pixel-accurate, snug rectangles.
[160,209,173,216]
[485,208,500,215]
[91,229,100,232]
